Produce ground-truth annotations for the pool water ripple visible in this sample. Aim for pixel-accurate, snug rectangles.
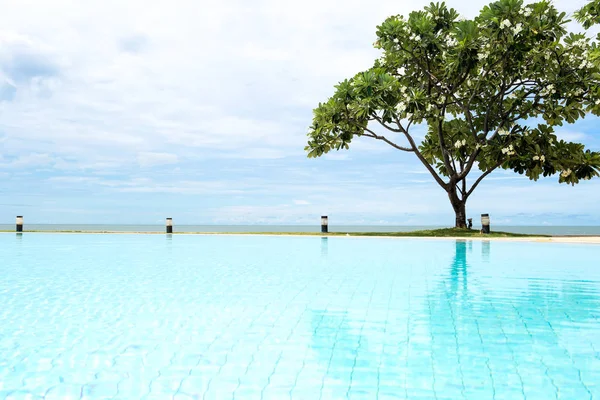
[1,234,599,399]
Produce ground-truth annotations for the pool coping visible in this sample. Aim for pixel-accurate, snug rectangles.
[2,231,600,244]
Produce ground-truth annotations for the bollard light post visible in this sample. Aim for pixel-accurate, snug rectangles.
[16,216,23,233]
[481,214,490,234]
[321,216,328,233]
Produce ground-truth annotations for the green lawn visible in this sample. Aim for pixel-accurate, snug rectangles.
[1,228,547,237]
[217,228,544,238]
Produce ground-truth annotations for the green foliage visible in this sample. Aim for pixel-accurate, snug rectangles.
[576,0,600,29]
[306,0,600,193]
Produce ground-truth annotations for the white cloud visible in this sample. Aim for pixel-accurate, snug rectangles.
[116,181,245,195]
[242,42,290,62]
[0,153,55,168]
[293,199,310,205]
[554,129,588,142]
[137,152,179,167]
[322,153,351,161]
[1,0,599,225]
[0,0,497,170]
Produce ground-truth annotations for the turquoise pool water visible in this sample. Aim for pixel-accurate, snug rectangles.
[1,234,599,399]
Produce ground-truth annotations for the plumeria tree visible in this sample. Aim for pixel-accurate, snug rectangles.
[305,0,600,228]
[576,0,600,29]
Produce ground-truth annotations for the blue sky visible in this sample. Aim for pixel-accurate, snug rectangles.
[1,0,599,226]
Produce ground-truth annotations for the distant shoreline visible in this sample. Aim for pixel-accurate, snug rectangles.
[2,224,600,236]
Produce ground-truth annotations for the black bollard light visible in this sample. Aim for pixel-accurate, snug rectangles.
[481,214,490,234]
[321,216,328,233]
[16,216,23,233]
[166,218,173,234]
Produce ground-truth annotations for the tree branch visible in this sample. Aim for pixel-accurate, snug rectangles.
[465,160,505,198]
[361,126,414,152]
[392,116,449,190]
[373,116,403,132]
[437,105,454,176]
[467,56,506,108]
[458,147,481,180]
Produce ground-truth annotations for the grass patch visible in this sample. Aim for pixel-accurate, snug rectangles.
[1,228,548,237]
[345,228,543,237]
[217,228,545,237]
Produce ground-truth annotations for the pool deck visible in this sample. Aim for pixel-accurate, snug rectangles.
[514,235,600,244]
[2,231,600,244]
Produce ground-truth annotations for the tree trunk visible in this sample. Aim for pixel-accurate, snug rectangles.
[448,188,467,228]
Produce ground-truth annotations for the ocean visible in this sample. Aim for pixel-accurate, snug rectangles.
[1,224,600,235]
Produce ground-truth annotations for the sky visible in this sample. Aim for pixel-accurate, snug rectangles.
[1,0,599,226]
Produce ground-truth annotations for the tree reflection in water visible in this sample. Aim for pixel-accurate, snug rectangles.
[429,240,600,398]
[306,240,600,398]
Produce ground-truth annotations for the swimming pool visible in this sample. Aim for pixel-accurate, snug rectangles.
[1,234,599,399]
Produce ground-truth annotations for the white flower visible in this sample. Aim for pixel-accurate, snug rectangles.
[595,99,600,105]
[478,52,487,61]
[533,155,539,161]
[523,8,532,17]
[397,67,406,75]
[500,19,512,29]
[499,128,509,136]
[406,112,413,119]
[540,155,546,162]
[393,38,399,43]
[502,145,516,155]
[396,102,406,113]
[561,168,572,177]
[513,23,523,35]
[447,37,458,46]
[453,139,467,148]
[540,83,556,96]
